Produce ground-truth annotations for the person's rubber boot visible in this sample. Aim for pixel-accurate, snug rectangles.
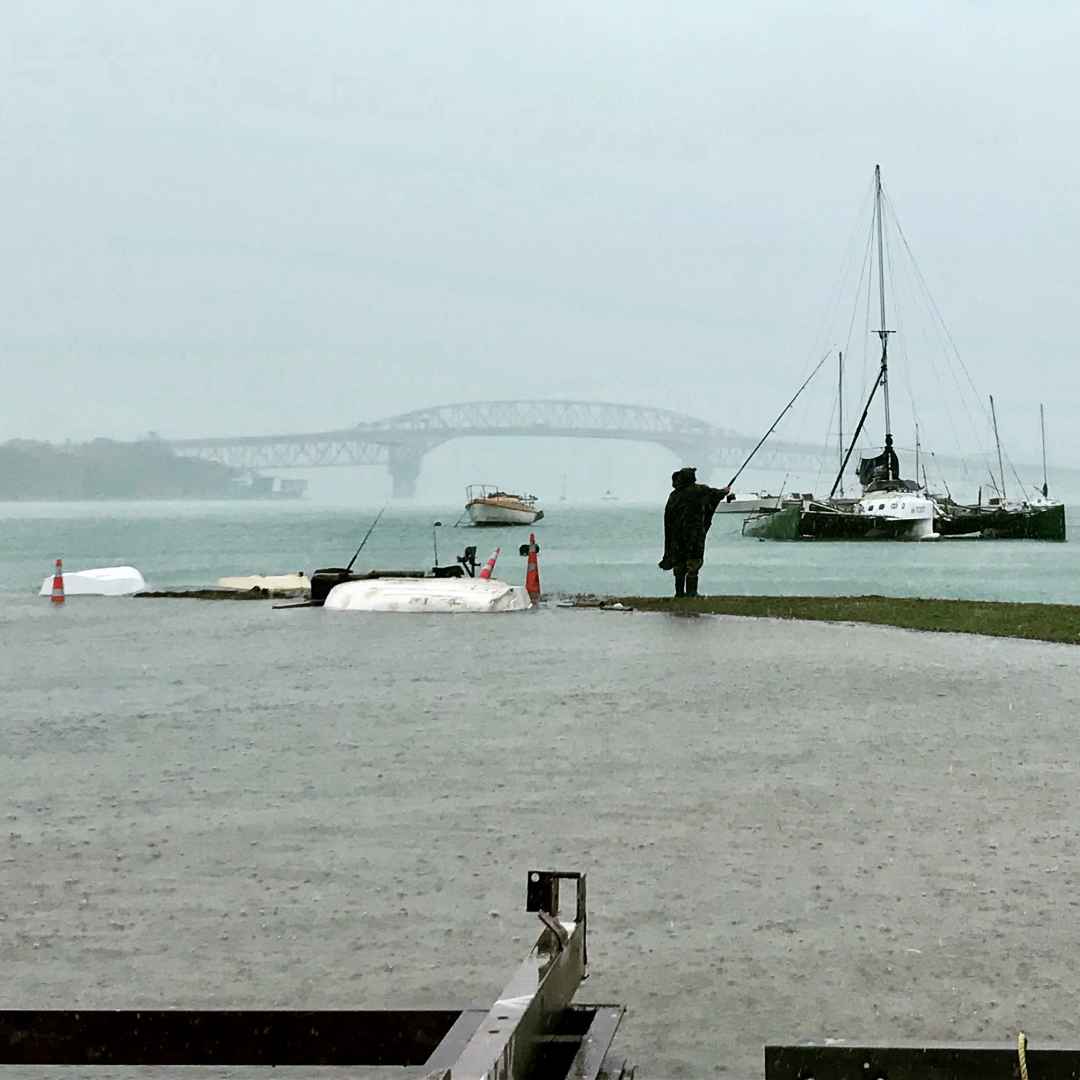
[674,572,686,598]
[686,572,699,598]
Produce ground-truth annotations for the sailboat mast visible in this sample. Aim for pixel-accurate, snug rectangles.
[1040,403,1049,497]
[874,164,894,467]
[989,394,1006,502]
[837,350,844,496]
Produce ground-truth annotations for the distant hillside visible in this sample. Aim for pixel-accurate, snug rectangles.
[0,438,242,499]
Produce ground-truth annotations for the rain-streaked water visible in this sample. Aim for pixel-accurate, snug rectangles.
[4,499,1080,1078]
[2,499,1079,601]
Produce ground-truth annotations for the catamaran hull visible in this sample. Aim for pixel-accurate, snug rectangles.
[935,502,1066,541]
[743,505,938,541]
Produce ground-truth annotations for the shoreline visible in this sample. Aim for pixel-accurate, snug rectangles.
[608,593,1080,645]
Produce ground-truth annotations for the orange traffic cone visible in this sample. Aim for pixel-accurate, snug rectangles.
[524,533,540,603]
[51,558,65,604]
[478,547,500,580]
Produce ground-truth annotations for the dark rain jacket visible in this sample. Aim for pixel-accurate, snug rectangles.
[659,468,726,570]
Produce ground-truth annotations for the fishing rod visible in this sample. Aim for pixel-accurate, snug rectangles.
[345,506,387,572]
[725,351,829,490]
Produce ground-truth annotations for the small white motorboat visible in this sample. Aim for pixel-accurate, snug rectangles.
[324,576,530,613]
[465,484,543,526]
[38,565,146,596]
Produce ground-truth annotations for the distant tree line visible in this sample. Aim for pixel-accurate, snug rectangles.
[0,437,243,499]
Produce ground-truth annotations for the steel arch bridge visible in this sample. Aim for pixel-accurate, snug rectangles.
[169,399,825,497]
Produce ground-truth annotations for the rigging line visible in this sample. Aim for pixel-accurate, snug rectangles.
[809,174,878,365]
[883,198,934,469]
[856,219,875,440]
[883,199,917,436]
[842,211,877,372]
[886,191,991,437]
[885,189,987,467]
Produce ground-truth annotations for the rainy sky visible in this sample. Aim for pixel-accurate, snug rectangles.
[4,1,1079,493]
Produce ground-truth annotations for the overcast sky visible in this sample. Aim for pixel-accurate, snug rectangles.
[3,1,1078,496]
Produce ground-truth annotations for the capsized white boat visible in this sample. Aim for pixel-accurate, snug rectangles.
[465,484,543,526]
[324,576,531,613]
[38,565,146,596]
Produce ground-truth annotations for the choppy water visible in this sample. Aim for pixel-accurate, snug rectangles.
[2,498,1079,602]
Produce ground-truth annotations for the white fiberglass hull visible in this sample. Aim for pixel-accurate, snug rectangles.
[715,495,784,514]
[857,493,938,540]
[39,566,146,596]
[466,501,543,526]
[324,577,531,613]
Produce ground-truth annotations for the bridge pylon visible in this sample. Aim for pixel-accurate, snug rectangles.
[387,445,425,499]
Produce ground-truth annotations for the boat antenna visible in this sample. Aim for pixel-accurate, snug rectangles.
[874,164,896,478]
[837,350,844,496]
[724,352,829,489]
[915,421,920,488]
[345,505,387,572]
[1040,402,1049,497]
[989,394,1007,502]
[929,451,952,501]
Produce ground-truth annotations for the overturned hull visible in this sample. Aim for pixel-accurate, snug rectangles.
[38,566,146,596]
[324,576,532,613]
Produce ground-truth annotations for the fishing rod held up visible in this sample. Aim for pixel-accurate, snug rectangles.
[345,506,387,572]
[725,351,830,490]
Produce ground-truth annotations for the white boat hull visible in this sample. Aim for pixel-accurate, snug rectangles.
[715,495,785,514]
[857,493,938,540]
[324,577,532,613]
[466,502,543,526]
[39,566,146,596]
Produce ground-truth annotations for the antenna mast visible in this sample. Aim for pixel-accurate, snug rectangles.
[837,350,844,496]
[989,394,1006,502]
[1040,403,1049,497]
[874,164,895,478]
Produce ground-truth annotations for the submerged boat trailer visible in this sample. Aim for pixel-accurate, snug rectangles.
[3,869,1076,1078]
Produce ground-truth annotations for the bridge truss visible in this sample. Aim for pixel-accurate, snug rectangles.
[169,399,830,496]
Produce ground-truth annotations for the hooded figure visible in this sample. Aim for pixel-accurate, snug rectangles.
[658,467,730,597]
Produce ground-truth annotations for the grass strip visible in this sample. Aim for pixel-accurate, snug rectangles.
[616,594,1080,645]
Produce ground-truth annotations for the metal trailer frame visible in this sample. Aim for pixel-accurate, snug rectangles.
[764,1038,1080,1079]
[0,870,632,1080]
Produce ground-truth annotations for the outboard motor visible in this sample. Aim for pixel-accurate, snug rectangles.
[456,545,479,577]
[309,567,357,606]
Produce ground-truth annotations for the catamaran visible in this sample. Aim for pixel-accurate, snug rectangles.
[743,166,1065,543]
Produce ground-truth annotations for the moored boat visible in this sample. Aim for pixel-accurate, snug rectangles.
[741,166,1065,544]
[465,484,543,526]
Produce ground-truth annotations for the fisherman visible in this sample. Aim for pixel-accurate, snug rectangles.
[658,467,731,597]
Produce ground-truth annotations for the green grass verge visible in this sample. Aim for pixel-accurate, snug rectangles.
[616,594,1080,645]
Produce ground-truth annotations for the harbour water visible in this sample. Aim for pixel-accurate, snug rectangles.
[4,499,1080,1077]
[3,499,1080,602]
